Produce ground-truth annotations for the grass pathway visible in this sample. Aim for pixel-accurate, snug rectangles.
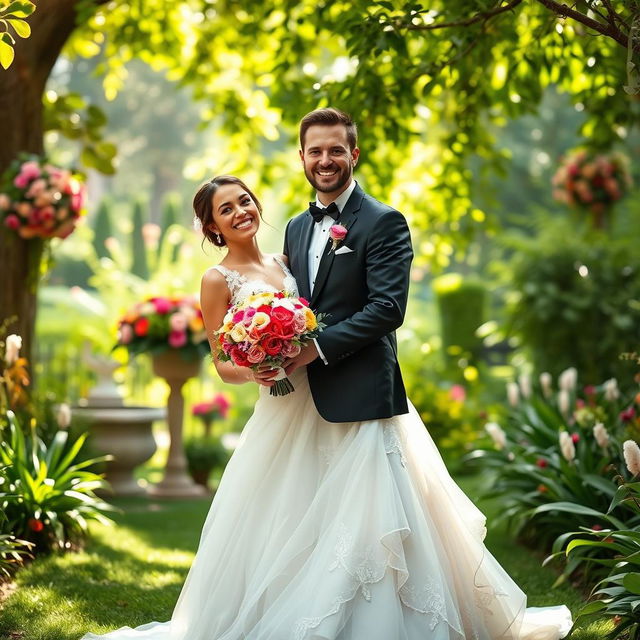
[0,480,611,639]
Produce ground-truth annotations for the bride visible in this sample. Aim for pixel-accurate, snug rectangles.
[81,173,572,640]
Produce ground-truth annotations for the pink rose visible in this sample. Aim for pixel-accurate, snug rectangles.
[4,214,20,230]
[14,174,30,189]
[329,224,348,251]
[246,344,266,364]
[168,330,187,348]
[20,161,41,180]
[243,307,257,326]
[280,342,301,358]
[26,178,47,199]
[293,312,307,333]
[153,297,173,314]
[170,312,188,332]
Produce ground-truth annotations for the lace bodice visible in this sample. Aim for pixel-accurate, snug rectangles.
[212,255,298,305]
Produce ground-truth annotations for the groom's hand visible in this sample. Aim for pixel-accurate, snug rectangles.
[283,342,319,375]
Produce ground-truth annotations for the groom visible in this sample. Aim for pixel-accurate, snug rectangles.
[283,107,414,423]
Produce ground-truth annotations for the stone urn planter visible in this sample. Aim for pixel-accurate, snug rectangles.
[74,405,165,496]
[150,350,207,498]
[73,348,165,496]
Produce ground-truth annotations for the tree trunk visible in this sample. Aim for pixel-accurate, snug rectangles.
[0,0,87,365]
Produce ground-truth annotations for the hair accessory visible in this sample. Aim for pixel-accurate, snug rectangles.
[193,215,203,232]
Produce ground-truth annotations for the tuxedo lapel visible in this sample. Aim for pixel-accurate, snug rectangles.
[310,187,364,306]
[296,213,314,301]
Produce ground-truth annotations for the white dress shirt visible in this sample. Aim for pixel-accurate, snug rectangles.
[308,180,357,365]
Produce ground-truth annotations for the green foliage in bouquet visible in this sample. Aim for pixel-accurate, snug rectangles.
[508,226,640,383]
[0,411,115,554]
[470,368,639,550]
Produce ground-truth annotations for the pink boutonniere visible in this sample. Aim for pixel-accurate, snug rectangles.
[329,224,347,252]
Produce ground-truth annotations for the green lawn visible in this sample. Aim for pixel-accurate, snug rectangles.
[0,479,611,640]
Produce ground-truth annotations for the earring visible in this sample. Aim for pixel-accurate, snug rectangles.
[215,233,222,243]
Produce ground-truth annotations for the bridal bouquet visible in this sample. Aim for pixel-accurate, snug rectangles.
[116,295,210,360]
[0,155,86,240]
[214,292,325,396]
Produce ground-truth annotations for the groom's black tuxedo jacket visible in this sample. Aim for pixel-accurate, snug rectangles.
[283,183,413,423]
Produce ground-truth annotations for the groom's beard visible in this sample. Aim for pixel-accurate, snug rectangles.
[303,162,352,195]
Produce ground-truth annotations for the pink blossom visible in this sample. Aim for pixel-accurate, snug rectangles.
[168,330,187,348]
[118,324,134,344]
[71,190,85,212]
[449,384,466,402]
[212,393,231,417]
[293,312,307,333]
[26,178,47,199]
[246,344,266,364]
[233,310,245,324]
[280,342,301,358]
[153,297,173,314]
[14,161,41,188]
[14,174,30,189]
[329,224,347,241]
[571,433,580,444]
[4,214,20,230]
[243,307,257,326]
[170,312,188,332]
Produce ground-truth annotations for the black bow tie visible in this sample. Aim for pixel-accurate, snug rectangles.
[309,201,339,223]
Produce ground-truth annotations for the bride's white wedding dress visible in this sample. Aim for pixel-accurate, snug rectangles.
[81,258,572,640]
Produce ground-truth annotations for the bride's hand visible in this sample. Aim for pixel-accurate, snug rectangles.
[252,365,279,387]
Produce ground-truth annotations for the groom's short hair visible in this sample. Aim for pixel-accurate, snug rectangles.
[299,108,358,151]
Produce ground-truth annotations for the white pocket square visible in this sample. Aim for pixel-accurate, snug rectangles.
[335,245,354,255]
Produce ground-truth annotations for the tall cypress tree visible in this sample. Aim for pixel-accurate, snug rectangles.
[159,192,182,262]
[92,198,113,259]
[130,199,149,280]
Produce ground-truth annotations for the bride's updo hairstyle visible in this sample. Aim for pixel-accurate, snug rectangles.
[193,175,263,248]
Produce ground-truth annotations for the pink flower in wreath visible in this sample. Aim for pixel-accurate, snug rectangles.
[14,161,41,188]
[4,214,20,230]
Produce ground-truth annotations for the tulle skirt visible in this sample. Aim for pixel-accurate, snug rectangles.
[81,368,572,640]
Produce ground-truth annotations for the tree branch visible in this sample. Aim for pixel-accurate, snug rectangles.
[393,0,524,32]
[601,0,631,31]
[534,0,628,48]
